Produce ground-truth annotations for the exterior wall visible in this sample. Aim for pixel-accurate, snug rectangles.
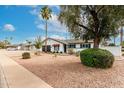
[100,46,122,56]
[67,43,94,53]
[67,43,122,56]
[42,39,65,53]
[91,43,94,48]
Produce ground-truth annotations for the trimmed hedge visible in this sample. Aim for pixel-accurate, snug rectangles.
[80,48,114,68]
[22,52,31,59]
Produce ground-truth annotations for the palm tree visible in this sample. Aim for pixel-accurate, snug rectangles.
[40,6,52,52]
[5,37,13,45]
[26,40,32,50]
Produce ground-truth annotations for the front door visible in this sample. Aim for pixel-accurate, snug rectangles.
[47,45,51,52]
[64,44,66,53]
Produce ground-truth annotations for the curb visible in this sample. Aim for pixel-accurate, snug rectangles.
[0,64,9,88]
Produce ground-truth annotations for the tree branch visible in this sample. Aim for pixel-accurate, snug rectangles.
[97,6,104,13]
[75,22,93,32]
[86,5,91,11]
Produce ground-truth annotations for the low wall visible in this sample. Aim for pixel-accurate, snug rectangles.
[100,46,122,56]
[69,46,122,56]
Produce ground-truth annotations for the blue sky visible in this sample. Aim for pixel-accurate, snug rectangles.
[0,5,70,44]
[0,5,123,45]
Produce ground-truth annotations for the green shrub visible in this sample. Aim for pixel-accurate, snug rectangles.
[52,51,55,53]
[22,52,31,59]
[121,41,124,47]
[80,48,114,68]
[109,43,115,46]
[60,51,63,53]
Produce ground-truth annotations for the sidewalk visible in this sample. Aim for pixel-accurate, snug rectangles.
[0,50,52,88]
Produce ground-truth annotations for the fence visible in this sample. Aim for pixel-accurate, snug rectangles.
[100,46,122,56]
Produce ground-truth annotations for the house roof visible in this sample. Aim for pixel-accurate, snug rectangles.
[42,38,68,44]
[42,38,93,45]
[64,39,93,44]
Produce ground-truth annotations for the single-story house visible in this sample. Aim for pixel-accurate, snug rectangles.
[6,38,122,56]
[42,38,122,56]
[42,38,94,53]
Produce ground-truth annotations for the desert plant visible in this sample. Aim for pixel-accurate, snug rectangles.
[75,51,80,57]
[34,36,42,55]
[22,52,31,59]
[26,40,32,50]
[80,48,114,68]
[122,53,124,56]
[60,51,63,54]
[0,41,6,49]
[34,36,42,49]
[68,48,74,55]
[54,53,57,57]
[52,51,55,53]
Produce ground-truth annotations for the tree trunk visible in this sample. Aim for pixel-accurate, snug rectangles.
[120,26,123,45]
[114,36,116,45]
[93,37,100,48]
[45,20,48,52]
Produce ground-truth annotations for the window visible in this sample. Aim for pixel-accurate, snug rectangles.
[53,44,60,52]
[54,46,59,51]
[80,44,91,48]
[68,44,76,48]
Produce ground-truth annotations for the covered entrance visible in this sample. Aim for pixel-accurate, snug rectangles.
[52,44,60,52]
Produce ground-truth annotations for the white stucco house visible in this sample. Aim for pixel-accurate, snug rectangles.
[6,38,122,56]
[42,38,94,53]
[41,38,122,56]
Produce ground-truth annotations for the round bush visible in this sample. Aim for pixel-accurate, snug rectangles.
[80,48,114,68]
[22,52,31,59]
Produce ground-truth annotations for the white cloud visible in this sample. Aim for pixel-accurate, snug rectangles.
[29,35,65,41]
[37,24,44,30]
[26,36,46,41]
[29,6,68,39]
[3,24,15,31]
[27,5,38,8]
[49,5,60,10]
[50,35,65,40]
[29,8,39,15]
[36,13,67,33]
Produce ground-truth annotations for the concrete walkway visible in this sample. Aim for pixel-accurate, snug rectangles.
[0,50,52,88]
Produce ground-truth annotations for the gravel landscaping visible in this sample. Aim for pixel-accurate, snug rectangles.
[6,51,124,88]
